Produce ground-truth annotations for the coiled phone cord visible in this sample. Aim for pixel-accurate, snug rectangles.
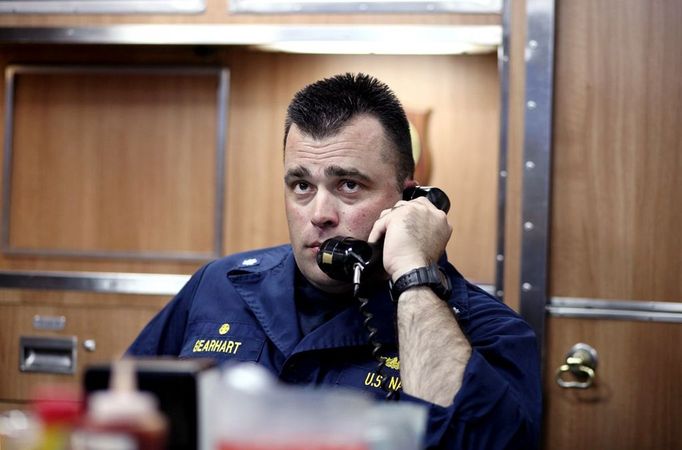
[354,264,398,400]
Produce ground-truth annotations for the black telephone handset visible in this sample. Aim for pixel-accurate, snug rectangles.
[316,186,451,283]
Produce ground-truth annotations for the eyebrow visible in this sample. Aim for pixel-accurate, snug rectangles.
[284,166,311,184]
[325,165,371,182]
[284,165,371,184]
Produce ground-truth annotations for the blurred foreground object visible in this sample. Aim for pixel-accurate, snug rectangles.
[0,409,41,450]
[30,384,82,450]
[73,359,167,450]
[83,358,219,450]
[212,363,427,450]
[83,359,426,450]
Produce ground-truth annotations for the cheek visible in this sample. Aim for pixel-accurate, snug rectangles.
[285,203,306,227]
[289,210,307,227]
[345,209,379,236]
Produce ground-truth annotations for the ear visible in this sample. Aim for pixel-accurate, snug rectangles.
[402,178,419,190]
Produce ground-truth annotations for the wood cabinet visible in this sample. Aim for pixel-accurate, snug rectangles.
[0,289,169,403]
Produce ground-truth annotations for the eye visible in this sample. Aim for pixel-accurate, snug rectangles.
[292,181,311,194]
[339,180,360,193]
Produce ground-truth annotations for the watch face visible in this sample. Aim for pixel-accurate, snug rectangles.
[427,264,443,285]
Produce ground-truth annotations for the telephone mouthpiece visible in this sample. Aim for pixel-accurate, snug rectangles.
[317,237,374,282]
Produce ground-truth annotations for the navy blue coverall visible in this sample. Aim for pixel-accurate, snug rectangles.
[128,245,542,449]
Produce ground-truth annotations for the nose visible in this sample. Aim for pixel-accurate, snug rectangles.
[310,191,339,229]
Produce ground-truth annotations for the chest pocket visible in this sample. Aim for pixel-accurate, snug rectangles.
[334,361,402,398]
[180,320,265,363]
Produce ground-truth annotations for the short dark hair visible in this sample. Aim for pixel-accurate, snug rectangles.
[284,73,414,187]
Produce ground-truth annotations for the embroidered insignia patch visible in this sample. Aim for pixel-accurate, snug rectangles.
[241,258,258,267]
[384,356,400,370]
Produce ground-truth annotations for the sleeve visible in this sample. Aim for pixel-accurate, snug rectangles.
[399,284,542,450]
[126,265,208,356]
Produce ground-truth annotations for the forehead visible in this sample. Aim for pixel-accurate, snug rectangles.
[284,115,395,171]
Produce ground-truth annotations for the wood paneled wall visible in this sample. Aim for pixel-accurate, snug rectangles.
[224,50,501,283]
[551,0,682,301]
[0,46,501,284]
[9,70,218,256]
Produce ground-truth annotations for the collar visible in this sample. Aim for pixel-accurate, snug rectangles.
[227,250,302,357]
[226,247,399,357]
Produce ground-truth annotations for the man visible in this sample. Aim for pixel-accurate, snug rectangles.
[128,73,541,449]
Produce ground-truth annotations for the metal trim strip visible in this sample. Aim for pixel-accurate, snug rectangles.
[550,297,682,313]
[493,0,510,301]
[0,24,502,48]
[0,0,205,15]
[2,66,16,256]
[548,297,682,323]
[214,68,229,258]
[1,64,228,262]
[0,270,189,295]
[548,308,682,323]
[228,0,502,14]
[518,0,555,347]
[0,270,495,297]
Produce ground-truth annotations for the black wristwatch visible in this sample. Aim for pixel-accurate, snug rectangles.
[389,263,452,302]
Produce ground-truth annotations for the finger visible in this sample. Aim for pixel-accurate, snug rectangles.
[368,212,390,244]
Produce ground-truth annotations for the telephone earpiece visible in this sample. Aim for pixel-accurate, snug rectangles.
[401,186,450,214]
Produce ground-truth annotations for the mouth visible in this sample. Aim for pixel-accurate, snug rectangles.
[305,241,322,254]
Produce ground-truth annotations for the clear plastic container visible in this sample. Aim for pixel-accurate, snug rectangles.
[210,363,426,450]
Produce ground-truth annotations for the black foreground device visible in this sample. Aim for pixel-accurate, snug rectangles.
[83,358,216,450]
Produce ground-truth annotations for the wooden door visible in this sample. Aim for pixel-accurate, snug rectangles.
[542,0,682,448]
[544,319,682,449]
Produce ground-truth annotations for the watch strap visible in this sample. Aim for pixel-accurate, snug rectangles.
[390,263,452,301]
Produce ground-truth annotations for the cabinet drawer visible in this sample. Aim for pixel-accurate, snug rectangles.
[0,290,168,401]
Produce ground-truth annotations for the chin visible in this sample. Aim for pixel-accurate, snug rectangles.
[304,266,351,294]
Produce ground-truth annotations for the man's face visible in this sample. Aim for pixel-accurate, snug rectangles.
[284,115,403,293]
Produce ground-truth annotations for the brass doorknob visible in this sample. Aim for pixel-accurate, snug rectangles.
[555,343,598,389]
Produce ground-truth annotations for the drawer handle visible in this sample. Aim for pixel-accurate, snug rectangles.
[19,336,77,375]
